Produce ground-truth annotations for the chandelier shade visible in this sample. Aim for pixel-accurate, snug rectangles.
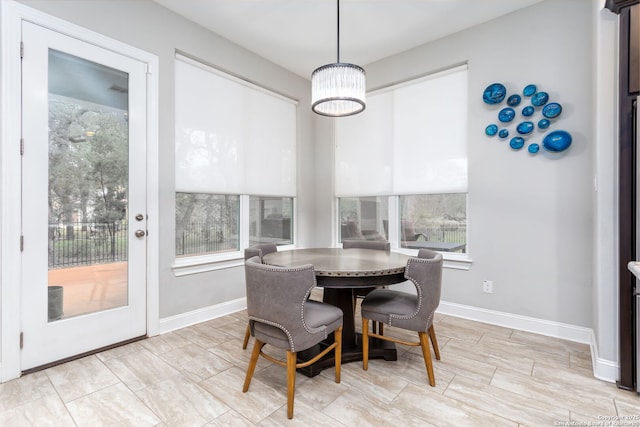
[311,63,366,117]
[311,0,366,117]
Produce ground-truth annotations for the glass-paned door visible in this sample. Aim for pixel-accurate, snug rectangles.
[21,22,148,370]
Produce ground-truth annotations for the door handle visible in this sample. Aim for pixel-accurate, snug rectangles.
[135,229,146,238]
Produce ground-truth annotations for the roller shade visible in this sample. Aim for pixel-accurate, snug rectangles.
[336,65,467,196]
[175,54,297,196]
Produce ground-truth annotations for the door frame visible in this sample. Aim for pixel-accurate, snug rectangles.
[0,0,159,382]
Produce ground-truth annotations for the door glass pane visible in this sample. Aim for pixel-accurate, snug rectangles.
[47,49,129,321]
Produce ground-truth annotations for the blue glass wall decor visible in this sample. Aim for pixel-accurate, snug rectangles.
[498,108,516,123]
[485,124,498,136]
[507,94,521,106]
[483,82,572,156]
[483,83,507,104]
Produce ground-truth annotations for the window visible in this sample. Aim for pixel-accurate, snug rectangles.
[335,65,468,254]
[250,196,293,245]
[339,197,388,242]
[174,54,296,265]
[175,193,239,257]
[399,194,466,253]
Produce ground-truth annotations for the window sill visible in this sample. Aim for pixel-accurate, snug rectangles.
[172,252,244,277]
[393,248,472,271]
[172,243,297,277]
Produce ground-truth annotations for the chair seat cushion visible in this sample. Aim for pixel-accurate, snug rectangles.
[254,322,290,349]
[252,301,343,352]
[304,300,343,334]
[361,289,424,330]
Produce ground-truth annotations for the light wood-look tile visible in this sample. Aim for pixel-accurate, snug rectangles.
[135,374,229,425]
[45,355,120,403]
[0,311,637,426]
[65,382,160,426]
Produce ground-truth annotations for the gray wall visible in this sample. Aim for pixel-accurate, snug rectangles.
[17,0,316,318]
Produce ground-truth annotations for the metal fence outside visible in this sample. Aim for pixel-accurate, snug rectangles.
[175,222,238,257]
[48,222,128,268]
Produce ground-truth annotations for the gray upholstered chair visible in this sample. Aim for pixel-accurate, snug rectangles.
[242,256,343,419]
[342,239,390,334]
[360,249,442,386]
[242,244,277,349]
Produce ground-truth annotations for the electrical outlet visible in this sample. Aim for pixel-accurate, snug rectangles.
[483,280,493,294]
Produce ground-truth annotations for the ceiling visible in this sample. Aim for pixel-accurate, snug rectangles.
[152,0,544,79]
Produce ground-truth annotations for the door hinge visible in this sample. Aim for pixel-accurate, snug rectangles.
[20,235,24,251]
[20,138,24,155]
[20,332,24,349]
[20,41,24,59]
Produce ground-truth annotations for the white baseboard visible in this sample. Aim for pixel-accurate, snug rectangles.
[437,301,619,383]
[589,330,620,384]
[158,297,247,334]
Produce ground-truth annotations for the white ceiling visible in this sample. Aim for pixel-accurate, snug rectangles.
[152,0,544,79]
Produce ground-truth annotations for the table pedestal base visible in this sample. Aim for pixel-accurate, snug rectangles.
[297,334,396,378]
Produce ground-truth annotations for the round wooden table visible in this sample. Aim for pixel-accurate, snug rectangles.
[262,247,411,376]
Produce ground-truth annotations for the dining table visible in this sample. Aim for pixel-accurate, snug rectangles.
[262,247,411,377]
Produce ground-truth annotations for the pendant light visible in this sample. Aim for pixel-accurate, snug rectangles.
[311,0,366,117]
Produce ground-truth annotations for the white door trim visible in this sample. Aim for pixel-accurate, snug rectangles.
[0,0,159,382]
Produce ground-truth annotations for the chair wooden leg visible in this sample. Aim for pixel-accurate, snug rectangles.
[361,316,369,370]
[243,339,264,392]
[286,351,297,419]
[334,326,342,383]
[242,323,251,350]
[418,332,435,387]
[428,325,440,360]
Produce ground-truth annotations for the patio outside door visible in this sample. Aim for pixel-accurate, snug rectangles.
[20,22,148,370]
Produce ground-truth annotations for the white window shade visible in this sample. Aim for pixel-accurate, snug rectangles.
[335,91,394,197]
[393,67,468,194]
[175,55,297,196]
[335,65,468,196]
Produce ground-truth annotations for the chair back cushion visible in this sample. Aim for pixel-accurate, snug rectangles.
[244,257,342,352]
[361,248,442,332]
[404,249,443,329]
[244,243,277,261]
[342,240,390,253]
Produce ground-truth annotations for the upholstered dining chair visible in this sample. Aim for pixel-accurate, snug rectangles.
[242,256,343,419]
[342,239,390,334]
[360,248,442,386]
[242,244,277,349]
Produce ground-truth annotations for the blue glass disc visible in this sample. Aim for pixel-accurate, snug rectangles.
[498,107,516,123]
[507,94,522,106]
[528,143,540,154]
[538,119,551,129]
[516,121,534,135]
[542,102,562,119]
[542,130,572,152]
[510,137,525,150]
[483,83,507,104]
[523,84,537,97]
[485,124,498,136]
[522,106,534,117]
[498,129,509,139]
[531,91,549,107]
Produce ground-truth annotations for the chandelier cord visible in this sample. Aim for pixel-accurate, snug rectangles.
[336,0,340,63]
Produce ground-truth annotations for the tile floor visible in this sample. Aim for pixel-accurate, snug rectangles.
[1,308,638,426]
